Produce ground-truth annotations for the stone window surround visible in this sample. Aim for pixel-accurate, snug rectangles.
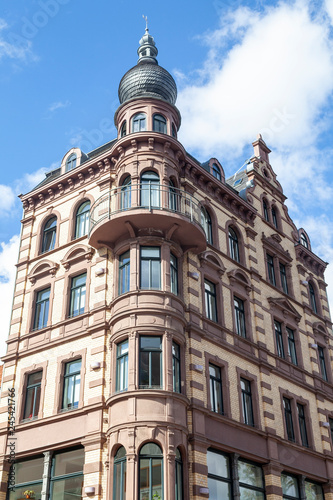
[279,387,314,449]
[200,251,225,327]
[228,273,254,343]
[110,330,186,394]
[307,278,322,317]
[264,248,294,298]
[17,361,48,423]
[199,200,219,249]
[53,348,87,414]
[260,194,282,231]
[236,368,262,430]
[26,260,57,334]
[225,219,246,267]
[35,209,61,257]
[60,253,92,320]
[67,193,94,241]
[204,352,231,418]
[113,238,183,298]
[269,312,303,369]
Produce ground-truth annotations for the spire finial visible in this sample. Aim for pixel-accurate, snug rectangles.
[142,14,148,32]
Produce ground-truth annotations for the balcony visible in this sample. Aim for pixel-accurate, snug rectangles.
[89,184,206,252]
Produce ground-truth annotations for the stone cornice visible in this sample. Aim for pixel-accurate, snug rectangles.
[295,243,327,278]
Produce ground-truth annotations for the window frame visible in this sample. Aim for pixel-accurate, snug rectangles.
[170,252,178,295]
[318,345,328,382]
[49,447,84,499]
[267,253,276,286]
[234,296,247,338]
[119,250,130,295]
[172,341,181,393]
[41,216,57,254]
[65,153,77,172]
[61,358,82,411]
[132,112,146,133]
[279,262,289,295]
[309,282,318,314]
[116,339,129,393]
[274,320,285,359]
[228,227,240,263]
[113,446,127,500]
[33,286,51,331]
[74,200,90,239]
[140,246,161,290]
[297,403,309,447]
[69,272,87,318]
[201,206,213,245]
[209,363,223,415]
[139,336,162,389]
[153,113,167,134]
[204,278,218,323]
[240,377,255,427]
[283,397,295,442]
[23,371,43,421]
[212,163,221,181]
[139,443,163,500]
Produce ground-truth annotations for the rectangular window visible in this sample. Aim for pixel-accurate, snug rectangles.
[267,253,276,286]
[62,359,81,410]
[204,279,217,322]
[280,262,289,294]
[287,328,298,365]
[50,448,84,500]
[305,481,324,500]
[297,403,309,447]
[8,457,44,500]
[318,346,328,381]
[282,473,300,499]
[283,397,295,442]
[69,273,86,317]
[172,342,181,393]
[23,371,42,420]
[207,450,232,499]
[116,340,129,392]
[119,251,130,294]
[274,320,285,359]
[209,364,223,414]
[238,460,265,499]
[234,296,246,338]
[240,378,254,426]
[140,247,161,289]
[139,336,162,389]
[33,287,50,330]
[170,253,178,295]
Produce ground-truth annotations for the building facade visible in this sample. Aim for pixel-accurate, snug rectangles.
[0,28,333,500]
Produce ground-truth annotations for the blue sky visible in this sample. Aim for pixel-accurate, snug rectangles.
[0,0,333,354]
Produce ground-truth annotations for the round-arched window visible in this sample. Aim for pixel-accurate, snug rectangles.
[139,443,163,499]
[175,448,183,500]
[114,446,126,500]
[121,176,131,210]
[228,227,240,262]
[42,216,57,253]
[212,163,221,181]
[153,114,167,134]
[75,201,90,238]
[66,154,77,172]
[120,121,127,138]
[201,207,213,245]
[300,233,308,248]
[140,171,160,208]
[132,113,146,133]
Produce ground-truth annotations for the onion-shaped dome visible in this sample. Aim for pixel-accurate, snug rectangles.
[118,28,177,106]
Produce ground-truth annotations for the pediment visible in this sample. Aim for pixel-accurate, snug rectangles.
[61,244,94,270]
[199,251,225,276]
[28,259,59,284]
[262,233,292,261]
[268,297,301,322]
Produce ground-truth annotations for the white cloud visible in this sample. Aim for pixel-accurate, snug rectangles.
[48,100,71,113]
[0,18,34,63]
[0,184,16,216]
[0,235,20,359]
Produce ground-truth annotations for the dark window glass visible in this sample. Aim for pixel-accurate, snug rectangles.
[300,233,308,248]
[175,448,183,500]
[309,283,318,314]
[209,364,223,414]
[140,171,160,208]
[172,124,177,138]
[274,320,285,359]
[212,163,221,181]
[330,418,333,446]
[139,336,162,389]
[121,175,131,210]
[132,113,146,132]
[120,121,127,137]
[51,448,84,500]
[281,473,300,499]
[33,287,50,330]
[240,378,254,426]
[66,153,77,172]
[42,216,57,253]
[139,443,163,500]
[263,200,269,222]
[204,279,217,322]
[116,340,129,392]
[169,179,178,212]
[238,460,265,499]
[271,207,278,228]
[297,403,309,447]
[119,251,130,295]
[287,328,298,365]
[153,114,167,134]
[228,227,240,262]
[113,446,126,500]
[8,457,43,500]
[234,296,246,338]
[23,371,42,420]
[201,207,213,244]
[69,273,86,317]
[62,359,81,410]
[140,247,161,290]
[280,263,289,294]
[283,397,295,442]
[305,481,324,500]
[172,342,181,393]
[75,201,90,238]
[318,346,328,381]
[170,253,178,295]
[267,253,276,286]
[207,450,232,499]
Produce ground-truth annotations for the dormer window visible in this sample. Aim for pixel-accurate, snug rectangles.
[132,113,146,133]
[212,163,221,181]
[300,233,308,248]
[153,114,167,134]
[66,154,77,172]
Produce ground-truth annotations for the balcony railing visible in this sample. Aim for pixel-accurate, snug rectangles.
[89,184,203,234]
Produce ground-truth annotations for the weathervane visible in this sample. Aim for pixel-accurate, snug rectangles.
[142,14,148,31]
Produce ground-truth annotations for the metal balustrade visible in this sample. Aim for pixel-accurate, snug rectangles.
[89,184,203,235]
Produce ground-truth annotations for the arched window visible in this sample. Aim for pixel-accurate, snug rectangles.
[139,443,163,500]
[228,227,240,262]
[42,217,57,253]
[263,199,269,222]
[201,207,213,245]
[175,448,183,500]
[121,176,131,210]
[271,206,278,229]
[153,114,167,134]
[140,171,160,208]
[212,163,221,181]
[66,154,77,172]
[300,233,308,248]
[75,201,90,238]
[172,124,177,138]
[169,179,178,212]
[309,282,318,314]
[132,113,146,133]
[113,446,126,500]
[120,121,127,138]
